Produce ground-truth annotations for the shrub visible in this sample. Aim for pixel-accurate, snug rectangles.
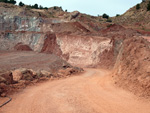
[102,13,109,19]
[116,14,120,17]
[0,0,16,4]
[32,4,38,9]
[147,2,150,11]
[53,6,57,10]
[136,4,140,10]
[19,1,24,7]
[39,5,43,9]
[44,7,48,10]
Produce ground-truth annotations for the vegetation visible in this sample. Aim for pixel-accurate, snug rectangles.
[102,13,109,19]
[39,5,43,9]
[32,4,38,9]
[53,6,57,10]
[0,0,16,4]
[116,14,120,17]
[44,7,48,10]
[147,2,150,11]
[0,0,49,10]
[136,4,140,10]
[26,3,48,10]
[19,1,24,7]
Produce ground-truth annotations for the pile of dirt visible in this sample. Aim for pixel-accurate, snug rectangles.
[113,37,150,97]
[14,43,32,51]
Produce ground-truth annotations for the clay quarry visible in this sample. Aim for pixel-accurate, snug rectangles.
[0,1,150,113]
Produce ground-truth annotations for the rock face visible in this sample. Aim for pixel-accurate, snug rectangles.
[0,3,114,67]
[113,37,150,97]
[56,34,112,67]
[64,11,80,20]
[41,32,62,56]
[112,1,150,31]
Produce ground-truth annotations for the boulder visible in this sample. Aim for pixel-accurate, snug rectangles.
[12,68,34,81]
[12,69,23,81]
[70,11,80,20]
[64,11,80,20]
[40,70,52,78]
[20,68,34,81]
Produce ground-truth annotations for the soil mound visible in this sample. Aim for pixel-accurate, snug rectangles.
[14,43,32,51]
[113,37,150,97]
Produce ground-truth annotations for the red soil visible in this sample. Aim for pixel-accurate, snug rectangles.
[113,37,150,97]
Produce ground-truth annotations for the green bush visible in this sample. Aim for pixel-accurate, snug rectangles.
[19,1,24,7]
[136,4,140,10]
[116,14,120,17]
[32,4,38,9]
[102,13,109,19]
[44,7,48,10]
[39,5,43,9]
[0,0,16,4]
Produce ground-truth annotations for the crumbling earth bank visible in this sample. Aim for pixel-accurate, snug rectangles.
[113,37,150,97]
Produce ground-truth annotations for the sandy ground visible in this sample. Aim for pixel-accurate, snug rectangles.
[0,68,150,113]
[0,51,68,71]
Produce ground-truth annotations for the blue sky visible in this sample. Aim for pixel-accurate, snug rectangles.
[16,0,142,17]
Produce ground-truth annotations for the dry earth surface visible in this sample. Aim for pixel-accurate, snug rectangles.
[0,2,150,113]
[0,68,150,113]
[0,51,69,71]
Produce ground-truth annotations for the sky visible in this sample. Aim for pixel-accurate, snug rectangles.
[15,0,142,17]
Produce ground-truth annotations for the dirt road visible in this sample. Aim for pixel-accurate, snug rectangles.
[0,69,150,113]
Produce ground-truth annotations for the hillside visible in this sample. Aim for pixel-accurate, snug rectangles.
[112,1,150,32]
